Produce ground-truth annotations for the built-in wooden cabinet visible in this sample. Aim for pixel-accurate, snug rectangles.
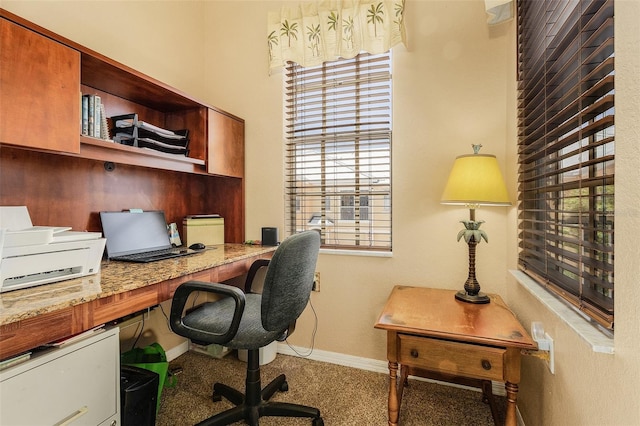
[77,51,211,174]
[0,8,245,178]
[0,18,80,153]
[208,109,245,178]
[0,9,245,242]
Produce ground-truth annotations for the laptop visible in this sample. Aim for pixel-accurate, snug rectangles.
[99,210,196,263]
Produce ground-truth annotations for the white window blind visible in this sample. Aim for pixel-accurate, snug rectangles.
[285,52,392,251]
[517,0,614,329]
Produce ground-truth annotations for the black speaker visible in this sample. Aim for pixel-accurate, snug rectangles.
[261,227,279,246]
[121,365,159,426]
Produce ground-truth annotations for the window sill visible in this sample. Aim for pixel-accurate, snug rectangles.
[320,248,393,257]
[509,270,614,354]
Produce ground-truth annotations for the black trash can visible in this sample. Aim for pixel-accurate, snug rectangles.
[120,365,159,426]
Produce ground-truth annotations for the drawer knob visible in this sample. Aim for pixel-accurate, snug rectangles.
[410,349,419,358]
[481,359,492,370]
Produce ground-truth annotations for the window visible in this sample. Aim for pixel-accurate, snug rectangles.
[285,52,392,251]
[517,0,614,329]
[340,193,370,221]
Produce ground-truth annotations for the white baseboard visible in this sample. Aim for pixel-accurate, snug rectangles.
[277,343,390,374]
[165,340,190,362]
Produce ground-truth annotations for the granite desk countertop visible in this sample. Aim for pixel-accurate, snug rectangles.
[0,244,276,326]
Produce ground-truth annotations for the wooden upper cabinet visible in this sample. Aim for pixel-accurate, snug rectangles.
[0,9,245,179]
[207,109,244,178]
[0,18,80,153]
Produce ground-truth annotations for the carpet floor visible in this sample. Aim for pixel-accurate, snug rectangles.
[156,350,505,425]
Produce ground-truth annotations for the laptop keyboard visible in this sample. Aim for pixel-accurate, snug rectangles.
[112,247,190,262]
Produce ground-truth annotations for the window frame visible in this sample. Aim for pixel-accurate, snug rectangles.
[284,52,393,252]
[516,0,615,330]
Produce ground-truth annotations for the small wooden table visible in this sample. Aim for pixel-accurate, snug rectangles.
[375,286,536,426]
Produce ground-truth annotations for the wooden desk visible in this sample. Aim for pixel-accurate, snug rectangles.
[374,286,536,426]
[0,244,276,360]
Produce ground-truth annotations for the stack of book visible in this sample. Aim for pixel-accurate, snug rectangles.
[111,113,190,156]
[81,94,109,140]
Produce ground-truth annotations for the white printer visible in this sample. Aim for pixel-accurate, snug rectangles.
[0,206,106,293]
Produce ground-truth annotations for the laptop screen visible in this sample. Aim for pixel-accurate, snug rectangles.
[100,211,172,258]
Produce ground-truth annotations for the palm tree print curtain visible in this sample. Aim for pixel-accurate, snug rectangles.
[268,0,406,72]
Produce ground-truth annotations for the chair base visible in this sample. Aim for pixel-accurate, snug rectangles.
[196,349,323,426]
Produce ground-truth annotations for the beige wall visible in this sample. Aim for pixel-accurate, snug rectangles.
[4,0,639,424]
[3,0,207,101]
[200,1,515,359]
[201,0,515,361]
[505,0,640,425]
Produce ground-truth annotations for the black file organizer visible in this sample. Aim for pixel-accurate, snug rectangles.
[110,113,190,156]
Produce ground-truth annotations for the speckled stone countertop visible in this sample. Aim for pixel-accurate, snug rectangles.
[0,244,276,326]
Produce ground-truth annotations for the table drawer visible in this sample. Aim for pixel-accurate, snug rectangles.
[398,334,506,381]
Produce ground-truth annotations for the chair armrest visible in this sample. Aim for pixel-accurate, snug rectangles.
[170,280,245,344]
[244,258,271,293]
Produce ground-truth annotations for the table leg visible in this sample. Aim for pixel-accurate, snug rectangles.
[388,361,400,426]
[398,364,409,402]
[505,381,519,426]
[481,380,499,426]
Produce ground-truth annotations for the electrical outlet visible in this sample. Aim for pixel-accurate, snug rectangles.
[312,272,320,292]
[545,332,555,374]
[530,321,555,374]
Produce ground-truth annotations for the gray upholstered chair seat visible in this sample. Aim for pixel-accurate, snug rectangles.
[183,293,284,350]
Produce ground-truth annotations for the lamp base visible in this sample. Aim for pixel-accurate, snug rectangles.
[455,290,490,304]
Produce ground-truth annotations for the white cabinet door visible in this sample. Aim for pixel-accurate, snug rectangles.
[0,328,120,425]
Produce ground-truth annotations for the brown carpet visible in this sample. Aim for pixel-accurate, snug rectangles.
[157,350,505,425]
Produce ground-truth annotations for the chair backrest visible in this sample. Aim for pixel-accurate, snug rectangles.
[260,231,321,332]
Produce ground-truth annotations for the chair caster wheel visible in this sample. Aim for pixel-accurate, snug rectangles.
[312,417,324,426]
[279,380,289,392]
[212,393,222,402]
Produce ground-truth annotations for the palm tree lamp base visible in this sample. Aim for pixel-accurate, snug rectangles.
[441,146,512,305]
[454,208,491,305]
[455,290,490,304]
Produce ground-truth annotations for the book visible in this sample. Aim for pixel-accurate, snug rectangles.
[81,94,89,135]
[100,103,110,140]
[87,95,95,136]
[93,95,102,138]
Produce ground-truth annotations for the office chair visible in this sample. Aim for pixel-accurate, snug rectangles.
[170,230,323,426]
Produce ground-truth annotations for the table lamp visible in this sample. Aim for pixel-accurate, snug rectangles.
[441,145,511,304]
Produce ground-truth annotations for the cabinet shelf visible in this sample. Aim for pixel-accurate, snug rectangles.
[81,53,203,113]
[80,136,206,174]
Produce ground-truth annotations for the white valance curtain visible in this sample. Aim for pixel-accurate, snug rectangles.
[268,0,406,72]
[484,0,513,25]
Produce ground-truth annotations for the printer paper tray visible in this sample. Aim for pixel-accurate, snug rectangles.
[1,248,91,292]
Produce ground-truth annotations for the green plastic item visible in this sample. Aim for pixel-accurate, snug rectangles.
[120,342,176,413]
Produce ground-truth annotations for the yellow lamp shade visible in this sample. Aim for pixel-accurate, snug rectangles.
[441,153,511,206]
